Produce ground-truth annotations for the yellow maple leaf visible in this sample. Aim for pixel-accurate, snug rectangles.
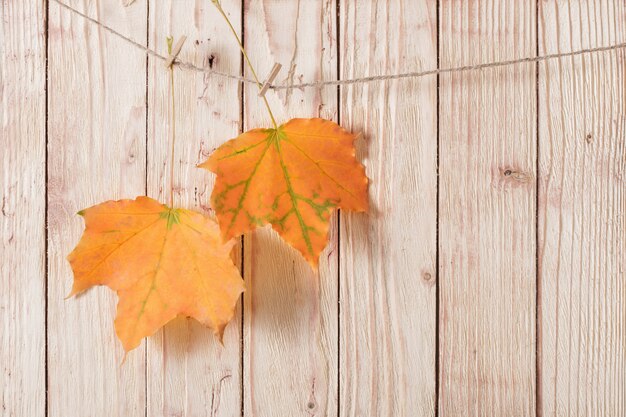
[67,196,244,352]
[199,118,368,268]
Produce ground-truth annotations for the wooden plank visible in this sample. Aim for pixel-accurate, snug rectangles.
[242,1,339,416]
[146,1,243,415]
[0,0,46,415]
[438,1,537,415]
[339,1,438,416]
[538,1,626,415]
[47,1,147,415]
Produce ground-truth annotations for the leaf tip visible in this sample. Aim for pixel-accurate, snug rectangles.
[197,157,215,172]
[215,325,226,346]
[65,282,82,299]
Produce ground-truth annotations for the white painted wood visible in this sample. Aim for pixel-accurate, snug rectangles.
[47,1,147,415]
[538,1,626,415]
[5,1,626,414]
[242,0,339,416]
[339,1,438,416]
[438,1,537,416]
[0,0,46,416]
[146,1,243,416]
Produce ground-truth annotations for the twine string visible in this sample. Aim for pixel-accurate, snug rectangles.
[52,0,626,91]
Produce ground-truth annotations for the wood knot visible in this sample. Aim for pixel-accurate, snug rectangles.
[422,271,435,286]
[495,166,534,190]
[585,133,593,144]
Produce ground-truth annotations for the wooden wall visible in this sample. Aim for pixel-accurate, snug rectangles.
[1,0,624,416]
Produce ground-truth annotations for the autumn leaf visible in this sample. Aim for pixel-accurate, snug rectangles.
[67,197,244,352]
[199,118,368,268]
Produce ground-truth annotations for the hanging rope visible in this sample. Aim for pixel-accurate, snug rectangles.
[51,0,626,91]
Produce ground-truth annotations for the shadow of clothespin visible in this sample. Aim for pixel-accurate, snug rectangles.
[258,63,282,97]
[164,36,187,68]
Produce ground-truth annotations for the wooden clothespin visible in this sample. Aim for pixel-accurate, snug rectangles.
[164,36,187,68]
[258,63,282,97]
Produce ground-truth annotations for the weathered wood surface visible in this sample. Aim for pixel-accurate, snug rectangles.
[339,1,438,416]
[242,1,339,416]
[0,1,46,416]
[47,0,147,415]
[146,1,243,416]
[538,0,626,415]
[438,1,537,416]
[2,0,625,416]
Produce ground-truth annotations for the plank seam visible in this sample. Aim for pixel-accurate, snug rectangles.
[535,0,542,416]
[144,1,149,416]
[44,0,50,415]
[239,2,245,417]
[435,0,441,416]
[336,0,341,416]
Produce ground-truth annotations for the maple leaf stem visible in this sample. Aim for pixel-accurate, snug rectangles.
[211,0,278,129]
[167,37,176,207]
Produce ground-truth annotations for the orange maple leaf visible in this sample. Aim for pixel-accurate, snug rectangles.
[67,197,244,352]
[199,118,368,268]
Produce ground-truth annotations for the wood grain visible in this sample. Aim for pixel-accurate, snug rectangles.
[0,0,46,416]
[339,1,438,416]
[146,1,243,416]
[438,1,537,416]
[5,0,626,415]
[538,1,626,415]
[242,0,339,416]
[47,1,147,415]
